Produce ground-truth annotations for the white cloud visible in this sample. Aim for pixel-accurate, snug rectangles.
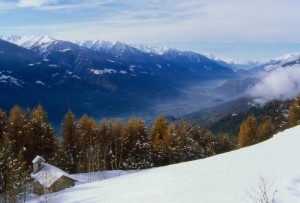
[12,0,300,43]
[248,65,300,105]
[37,0,114,11]
[2,0,300,53]
[17,0,57,8]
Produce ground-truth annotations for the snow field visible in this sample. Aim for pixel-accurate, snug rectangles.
[29,126,300,203]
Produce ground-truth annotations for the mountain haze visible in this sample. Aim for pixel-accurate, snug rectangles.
[0,35,236,125]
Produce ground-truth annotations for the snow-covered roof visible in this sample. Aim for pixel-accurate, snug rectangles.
[32,155,45,164]
[31,163,76,188]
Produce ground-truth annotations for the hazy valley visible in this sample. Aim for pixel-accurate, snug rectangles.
[1,35,299,128]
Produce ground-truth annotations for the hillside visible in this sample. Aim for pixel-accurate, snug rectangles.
[29,125,300,203]
[0,36,236,125]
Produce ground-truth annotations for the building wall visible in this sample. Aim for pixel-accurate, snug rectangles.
[32,176,76,195]
[51,176,76,192]
[32,181,46,195]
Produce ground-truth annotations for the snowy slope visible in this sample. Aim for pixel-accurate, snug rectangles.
[272,52,300,65]
[74,39,170,55]
[0,35,56,51]
[75,40,114,51]
[29,125,300,203]
[206,53,261,70]
[249,52,300,73]
[130,44,170,55]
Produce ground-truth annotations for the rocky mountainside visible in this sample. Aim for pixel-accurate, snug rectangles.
[249,52,300,73]
[0,35,237,125]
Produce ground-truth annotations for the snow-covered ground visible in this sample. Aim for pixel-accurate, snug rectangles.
[29,126,300,203]
[70,170,140,185]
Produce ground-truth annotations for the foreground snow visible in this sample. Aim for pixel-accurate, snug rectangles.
[70,170,140,185]
[29,126,300,203]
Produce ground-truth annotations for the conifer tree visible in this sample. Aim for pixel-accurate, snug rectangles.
[7,147,31,202]
[109,119,124,170]
[167,123,178,163]
[151,115,170,166]
[288,95,300,127]
[0,134,15,202]
[167,122,191,163]
[135,119,152,168]
[237,115,257,148]
[0,109,7,142]
[97,118,111,171]
[190,124,205,159]
[177,122,196,161]
[214,134,234,154]
[123,118,152,169]
[178,121,193,162]
[61,110,79,173]
[257,117,274,142]
[7,106,27,156]
[77,114,97,173]
[123,118,137,169]
[202,130,216,157]
[27,105,56,163]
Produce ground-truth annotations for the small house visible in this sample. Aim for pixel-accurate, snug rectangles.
[31,155,77,195]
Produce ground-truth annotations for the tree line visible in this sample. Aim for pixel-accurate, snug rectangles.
[0,105,234,202]
[237,95,300,148]
[1,95,299,202]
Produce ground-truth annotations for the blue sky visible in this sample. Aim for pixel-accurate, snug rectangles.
[1,0,300,60]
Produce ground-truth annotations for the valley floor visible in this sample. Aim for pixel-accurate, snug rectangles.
[29,126,300,203]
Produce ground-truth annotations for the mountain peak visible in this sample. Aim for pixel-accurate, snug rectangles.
[0,34,57,50]
[130,44,171,55]
[205,53,261,70]
[75,40,114,51]
[273,52,300,64]
[205,53,260,65]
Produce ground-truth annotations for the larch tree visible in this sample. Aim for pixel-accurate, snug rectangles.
[77,114,97,173]
[7,106,27,156]
[27,105,56,163]
[97,118,111,171]
[237,115,257,148]
[151,115,170,166]
[123,117,137,169]
[257,116,274,142]
[109,119,125,170]
[61,110,79,173]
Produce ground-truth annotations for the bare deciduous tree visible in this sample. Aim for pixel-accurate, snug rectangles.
[248,177,277,203]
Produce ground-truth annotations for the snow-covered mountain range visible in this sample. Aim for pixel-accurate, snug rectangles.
[75,40,171,55]
[0,35,57,52]
[0,35,236,79]
[0,35,237,124]
[236,51,300,74]
[205,53,261,70]
[2,35,299,72]
[0,34,299,125]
